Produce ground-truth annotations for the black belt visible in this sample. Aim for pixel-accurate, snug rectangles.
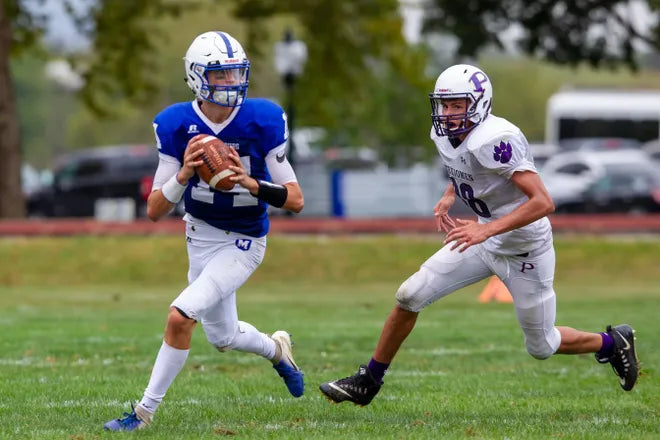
[516,252,529,257]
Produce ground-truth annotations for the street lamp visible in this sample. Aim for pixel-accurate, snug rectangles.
[273,29,307,168]
[44,59,84,160]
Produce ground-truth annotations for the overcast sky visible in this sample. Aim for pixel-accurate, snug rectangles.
[34,0,657,53]
[36,0,426,49]
[28,0,91,51]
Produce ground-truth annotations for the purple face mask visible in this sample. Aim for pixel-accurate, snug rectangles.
[429,94,478,137]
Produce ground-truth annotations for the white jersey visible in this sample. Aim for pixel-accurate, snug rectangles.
[431,114,552,256]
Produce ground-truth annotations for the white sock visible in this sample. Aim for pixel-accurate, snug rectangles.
[230,321,277,360]
[138,341,189,414]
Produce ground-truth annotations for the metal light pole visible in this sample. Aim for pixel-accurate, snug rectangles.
[44,59,83,161]
[273,29,307,169]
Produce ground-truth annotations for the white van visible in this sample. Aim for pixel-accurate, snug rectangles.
[545,89,660,147]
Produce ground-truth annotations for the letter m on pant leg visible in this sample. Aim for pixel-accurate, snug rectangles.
[235,239,252,251]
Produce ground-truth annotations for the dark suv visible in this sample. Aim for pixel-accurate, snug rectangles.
[27,144,161,218]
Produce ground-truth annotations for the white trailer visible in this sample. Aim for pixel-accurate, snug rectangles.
[545,89,660,147]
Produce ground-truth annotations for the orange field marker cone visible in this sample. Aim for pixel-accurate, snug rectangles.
[478,276,513,303]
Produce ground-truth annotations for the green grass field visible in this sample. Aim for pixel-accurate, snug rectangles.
[0,235,658,439]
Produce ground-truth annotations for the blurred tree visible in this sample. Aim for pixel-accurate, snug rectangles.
[0,0,43,218]
[64,5,250,152]
[233,0,433,162]
[423,0,660,70]
[11,50,50,168]
[71,1,196,116]
[0,0,197,217]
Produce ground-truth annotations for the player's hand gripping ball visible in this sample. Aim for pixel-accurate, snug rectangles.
[194,136,235,191]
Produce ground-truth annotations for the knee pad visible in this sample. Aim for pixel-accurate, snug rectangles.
[524,327,560,360]
[205,324,239,352]
[396,267,434,312]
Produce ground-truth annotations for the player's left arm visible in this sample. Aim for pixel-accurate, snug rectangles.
[263,145,304,213]
[228,145,304,213]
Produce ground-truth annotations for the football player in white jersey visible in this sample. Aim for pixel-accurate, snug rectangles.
[320,64,639,406]
[104,31,305,431]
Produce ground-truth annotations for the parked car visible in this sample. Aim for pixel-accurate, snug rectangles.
[558,137,641,152]
[529,142,559,170]
[642,139,660,164]
[540,149,656,212]
[27,144,165,219]
[555,165,660,213]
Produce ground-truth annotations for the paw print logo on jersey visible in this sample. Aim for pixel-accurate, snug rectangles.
[493,141,512,164]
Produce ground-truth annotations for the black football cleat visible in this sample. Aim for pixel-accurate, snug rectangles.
[319,365,382,406]
[596,324,639,391]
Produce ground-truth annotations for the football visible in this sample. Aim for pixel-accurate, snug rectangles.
[195,136,235,191]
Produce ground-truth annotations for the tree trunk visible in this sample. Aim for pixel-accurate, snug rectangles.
[0,2,25,218]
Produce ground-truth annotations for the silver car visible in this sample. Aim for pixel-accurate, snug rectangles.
[540,149,656,212]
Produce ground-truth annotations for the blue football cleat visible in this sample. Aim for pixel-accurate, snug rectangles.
[271,330,304,397]
[103,403,152,431]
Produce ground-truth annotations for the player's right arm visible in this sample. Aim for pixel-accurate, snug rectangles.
[433,182,456,232]
[147,135,205,222]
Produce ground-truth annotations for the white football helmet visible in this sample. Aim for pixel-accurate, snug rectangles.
[429,64,492,137]
[184,31,250,107]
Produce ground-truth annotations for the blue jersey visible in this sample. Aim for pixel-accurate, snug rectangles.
[153,98,288,237]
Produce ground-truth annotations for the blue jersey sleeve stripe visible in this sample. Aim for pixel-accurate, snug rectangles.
[217,32,234,58]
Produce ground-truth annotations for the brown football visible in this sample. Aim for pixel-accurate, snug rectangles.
[195,136,235,191]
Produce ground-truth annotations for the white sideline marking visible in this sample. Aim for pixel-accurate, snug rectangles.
[0,357,116,367]
[0,358,35,366]
[408,346,515,356]
[390,370,447,377]
[591,416,627,425]
[43,399,123,408]
[0,399,124,410]
[261,422,348,431]
[78,336,133,343]
[170,395,293,405]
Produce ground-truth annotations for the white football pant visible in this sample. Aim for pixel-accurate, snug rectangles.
[171,220,272,354]
[396,242,561,359]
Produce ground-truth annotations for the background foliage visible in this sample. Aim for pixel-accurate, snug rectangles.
[6,0,660,168]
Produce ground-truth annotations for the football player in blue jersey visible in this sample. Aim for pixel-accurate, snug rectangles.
[104,31,305,431]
